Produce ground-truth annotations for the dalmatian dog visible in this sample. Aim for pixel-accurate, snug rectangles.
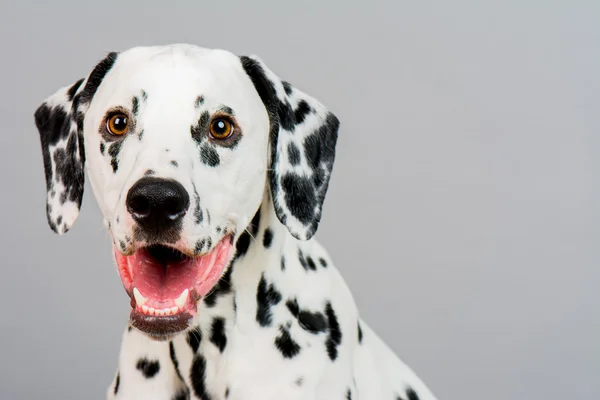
[33,44,438,400]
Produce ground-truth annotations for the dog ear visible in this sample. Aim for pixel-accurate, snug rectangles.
[240,55,340,241]
[34,52,118,234]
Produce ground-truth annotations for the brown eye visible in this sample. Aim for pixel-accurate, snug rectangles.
[209,118,233,139]
[106,114,129,136]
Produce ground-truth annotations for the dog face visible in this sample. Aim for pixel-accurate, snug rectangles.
[34,44,339,339]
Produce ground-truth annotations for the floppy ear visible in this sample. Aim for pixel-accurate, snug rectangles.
[34,52,118,234]
[240,55,340,241]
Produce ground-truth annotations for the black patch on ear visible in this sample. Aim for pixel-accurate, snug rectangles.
[67,78,85,101]
[357,321,363,344]
[287,142,301,166]
[108,141,123,172]
[286,299,327,334]
[325,302,342,361]
[190,354,210,400]
[186,327,202,353]
[79,52,118,104]
[294,100,311,124]
[281,173,317,224]
[256,274,282,327]
[169,341,184,382]
[113,373,120,394]
[282,81,293,95]
[274,325,301,358]
[209,317,227,352]
[200,144,220,167]
[136,358,160,378]
[195,95,204,109]
[263,228,273,248]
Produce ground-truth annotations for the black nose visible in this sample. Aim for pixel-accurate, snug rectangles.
[126,177,190,233]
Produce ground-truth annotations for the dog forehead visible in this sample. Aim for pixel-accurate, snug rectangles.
[104,45,258,107]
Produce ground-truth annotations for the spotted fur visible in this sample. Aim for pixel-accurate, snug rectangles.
[34,44,438,400]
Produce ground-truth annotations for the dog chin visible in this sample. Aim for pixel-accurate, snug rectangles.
[113,235,235,340]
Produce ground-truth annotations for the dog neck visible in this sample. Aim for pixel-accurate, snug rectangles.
[190,194,299,335]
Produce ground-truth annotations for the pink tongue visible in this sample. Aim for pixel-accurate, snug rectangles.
[130,249,198,301]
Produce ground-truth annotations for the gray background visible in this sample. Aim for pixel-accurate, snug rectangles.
[1,1,598,399]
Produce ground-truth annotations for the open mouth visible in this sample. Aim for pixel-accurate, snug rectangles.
[114,236,234,339]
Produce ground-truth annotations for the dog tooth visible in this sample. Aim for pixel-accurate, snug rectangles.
[156,309,164,316]
[133,288,147,306]
[175,289,189,309]
[142,305,149,313]
[170,306,179,314]
[148,307,156,315]
[164,308,171,316]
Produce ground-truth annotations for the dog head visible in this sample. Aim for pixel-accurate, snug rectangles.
[33,44,339,339]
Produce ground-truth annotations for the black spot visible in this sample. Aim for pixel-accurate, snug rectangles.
[235,231,251,259]
[170,160,178,167]
[295,377,304,386]
[325,302,342,361]
[132,96,139,116]
[141,90,148,101]
[206,238,212,250]
[191,111,210,142]
[206,210,211,225]
[187,327,202,353]
[274,325,301,358]
[225,387,230,398]
[358,321,363,344]
[99,142,105,155]
[136,358,160,378]
[67,78,84,101]
[218,105,234,115]
[346,388,352,400]
[287,142,301,166]
[56,216,63,226]
[172,389,190,400]
[263,228,273,248]
[298,249,316,271]
[319,258,328,267]
[406,387,420,400]
[138,129,144,140]
[195,95,204,108]
[190,354,211,400]
[200,144,220,167]
[209,317,227,352]
[195,239,206,254]
[144,169,155,176]
[286,299,327,334]
[192,185,203,225]
[281,174,316,225]
[79,52,118,104]
[169,341,184,381]
[281,256,286,271]
[119,240,126,251]
[113,372,120,394]
[282,81,293,95]
[127,325,132,332]
[204,265,233,307]
[294,100,311,124]
[108,141,123,173]
[256,274,282,327]
[249,208,261,236]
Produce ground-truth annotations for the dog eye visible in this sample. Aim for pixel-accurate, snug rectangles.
[209,118,233,140]
[106,114,129,136]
